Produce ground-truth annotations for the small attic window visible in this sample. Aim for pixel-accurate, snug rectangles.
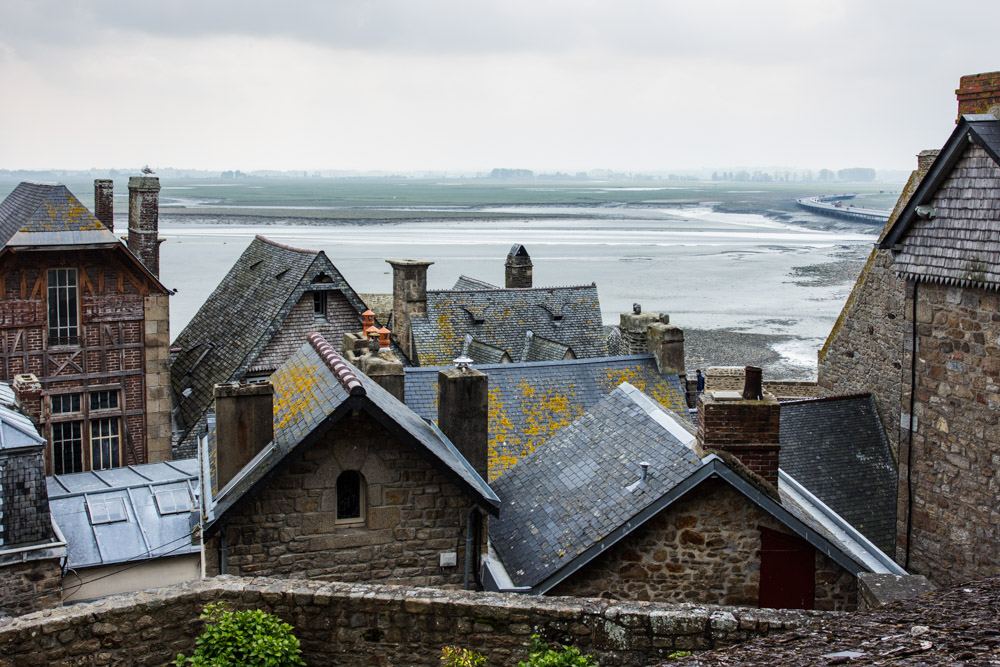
[87,496,128,525]
[275,269,289,280]
[249,260,262,270]
[154,488,192,515]
[311,272,333,284]
[313,291,328,318]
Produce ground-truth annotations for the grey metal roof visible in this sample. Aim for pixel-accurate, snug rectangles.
[46,459,200,569]
[170,235,372,453]
[409,283,606,366]
[489,383,702,589]
[0,182,116,248]
[404,354,689,479]
[0,384,44,451]
[779,395,897,553]
[207,334,498,528]
[880,115,1000,289]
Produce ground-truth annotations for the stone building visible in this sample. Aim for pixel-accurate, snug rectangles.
[201,332,498,587]
[170,235,372,458]
[0,384,66,617]
[486,374,904,610]
[0,180,171,474]
[386,245,607,366]
[875,110,1000,584]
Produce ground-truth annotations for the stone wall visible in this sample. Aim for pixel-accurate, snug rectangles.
[206,410,475,587]
[550,480,857,611]
[0,576,832,666]
[898,281,1000,584]
[0,556,62,618]
[142,293,171,463]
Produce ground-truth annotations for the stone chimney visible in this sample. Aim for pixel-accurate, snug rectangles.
[94,179,114,231]
[437,360,489,480]
[505,244,533,288]
[386,259,433,361]
[341,327,406,402]
[956,71,1000,121]
[697,366,781,486]
[619,305,666,355]
[128,175,162,277]
[212,382,274,492]
[648,322,685,375]
[917,150,940,174]
[11,374,42,426]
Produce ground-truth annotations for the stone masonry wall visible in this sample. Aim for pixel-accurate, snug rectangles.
[206,411,473,587]
[898,281,1000,584]
[0,576,832,666]
[550,480,857,611]
[142,294,171,462]
[0,556,62,618]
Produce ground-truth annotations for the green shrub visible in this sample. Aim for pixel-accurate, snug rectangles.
[666,650,693,660]
[517,634,597,667]
[441,645,489,666]
[174,602,306,667]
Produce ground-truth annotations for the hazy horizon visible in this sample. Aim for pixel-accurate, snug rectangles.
[2,1,997,173]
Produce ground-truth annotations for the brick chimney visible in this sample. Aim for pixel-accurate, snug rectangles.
[128,175,162,277]
[386,259,433,361]
[437,360,489,480]
[11,374,42,426]
[94,179,114,231]
[211,382,274,492]
[956,71,1000,121]
[697,366,781,486]
[505,244,533,288]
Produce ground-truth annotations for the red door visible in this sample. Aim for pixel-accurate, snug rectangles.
[758,526,815,609]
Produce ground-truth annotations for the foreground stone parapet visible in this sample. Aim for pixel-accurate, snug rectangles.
[858,573,936,610]
[0,576,831,666]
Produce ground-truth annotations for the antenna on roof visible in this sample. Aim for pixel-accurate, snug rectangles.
[141,165,155,175]
[453,356,474,371]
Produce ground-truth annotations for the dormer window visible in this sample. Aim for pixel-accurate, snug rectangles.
[313,291,328,318]
[336,470,365,524]
[47,268,79,346]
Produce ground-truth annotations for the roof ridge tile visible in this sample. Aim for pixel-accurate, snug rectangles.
[307,332,365,396]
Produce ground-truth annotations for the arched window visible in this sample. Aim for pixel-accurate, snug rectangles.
[336,470,365,524]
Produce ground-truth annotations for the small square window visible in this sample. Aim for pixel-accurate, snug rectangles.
[87,496,128,525]
[51,393,81,414]
[90,390,119,411]
[154,488,192,515]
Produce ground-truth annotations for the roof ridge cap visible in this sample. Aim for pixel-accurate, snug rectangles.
[430,282,597,294]
[254,234,320,255]
[782,392,872,406]
[307,333,365,396]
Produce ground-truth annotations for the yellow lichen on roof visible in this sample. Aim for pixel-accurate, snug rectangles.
[603,366,684,413]
[487,386,520,480]
[271,360,321,430]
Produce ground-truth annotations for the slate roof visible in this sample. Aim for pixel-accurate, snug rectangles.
[47,459,200,569]
[779,395,897,553]
[170,236,371,454]
[486,388,904,595]
[404,354,689,479]
[207,333,498,527]
[410,283,606,366]
[453,275,499,290]
[489,383,702,590]
[0,182,118,248]
[879,115,1000,289]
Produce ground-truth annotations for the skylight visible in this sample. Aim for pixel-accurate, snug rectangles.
[87,496,128,525]
[154,488,192,515]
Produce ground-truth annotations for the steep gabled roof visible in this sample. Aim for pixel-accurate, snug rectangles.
[485,385,904,594]
[206,333,498,528]
[779,394,897,553]
[170,236,370,449]
[879,115,1000,289]
[411,283,606,366]
[452,275,500,290]
[404,354,689,480]
[0,183,116,247]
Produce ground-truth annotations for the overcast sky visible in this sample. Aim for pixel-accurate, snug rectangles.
[1,0,998,172]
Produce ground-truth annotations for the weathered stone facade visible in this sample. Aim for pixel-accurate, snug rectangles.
[0,576,832,666]
[206,410,475,586]
[0,556,62,618]
[897,281,1000,584]
[550,480,857,611]
[251,290,362,373]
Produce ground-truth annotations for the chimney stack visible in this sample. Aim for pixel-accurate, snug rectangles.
[697,366,781,486]
[505,244,533,288]
[211,382,274,492]
[94,179,114,231]
[128,174,162,277]
[11,374,42,426]
[956,71,1000,121]
[386,259,433,361]
[437,359,489,480]
[648,321,685,375]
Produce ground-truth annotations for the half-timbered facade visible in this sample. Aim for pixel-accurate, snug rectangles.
[0,181,171,474]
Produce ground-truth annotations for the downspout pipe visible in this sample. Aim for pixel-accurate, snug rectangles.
[464,507,481,590]
[904,281,919,569]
